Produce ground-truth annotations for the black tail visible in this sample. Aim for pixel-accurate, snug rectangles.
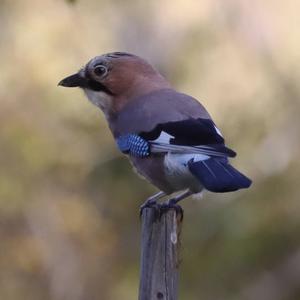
[188,158,252,193]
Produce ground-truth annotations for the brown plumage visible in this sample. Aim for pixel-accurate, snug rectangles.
[59,52,251,207]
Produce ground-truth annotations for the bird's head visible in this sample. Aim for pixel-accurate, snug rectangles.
[58,52,170,116]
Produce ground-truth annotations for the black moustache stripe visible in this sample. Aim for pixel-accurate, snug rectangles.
[82,71,114,95]
[86,79,114,95]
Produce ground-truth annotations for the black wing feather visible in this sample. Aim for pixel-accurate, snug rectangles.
[140,118,224,145]
[138,118,236,158]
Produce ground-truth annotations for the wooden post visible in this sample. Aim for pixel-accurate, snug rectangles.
[139,207,183,300]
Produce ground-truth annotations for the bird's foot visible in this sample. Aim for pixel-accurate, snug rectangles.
[140,198,183,219]
[140,191,166,217]
[159,198,183,220]
[139,198,158,217]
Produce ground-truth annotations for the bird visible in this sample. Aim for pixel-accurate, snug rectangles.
[58,52,251,210]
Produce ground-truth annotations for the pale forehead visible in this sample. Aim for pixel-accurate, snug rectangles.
[88,52,137,65]
[86,56,109,68]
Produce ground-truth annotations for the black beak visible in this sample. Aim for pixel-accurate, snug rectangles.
[58,71,114,95]
[58,73,85,87]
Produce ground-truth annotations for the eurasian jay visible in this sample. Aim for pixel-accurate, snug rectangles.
[59,52,251,208]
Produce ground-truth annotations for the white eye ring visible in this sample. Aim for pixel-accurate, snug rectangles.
[94,65,108,77]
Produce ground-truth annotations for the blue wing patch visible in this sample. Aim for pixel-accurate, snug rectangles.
[117,134,150,157]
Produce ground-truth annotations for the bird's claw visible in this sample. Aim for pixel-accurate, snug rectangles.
[139,198,158,217]
[159,199,183,220]
[140,198,183,220]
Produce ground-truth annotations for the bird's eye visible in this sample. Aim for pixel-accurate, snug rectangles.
[94,65,108,77]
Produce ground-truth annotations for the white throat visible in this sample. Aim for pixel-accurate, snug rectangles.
[83,89,113,115]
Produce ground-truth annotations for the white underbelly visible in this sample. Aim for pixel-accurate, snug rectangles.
[164,153,206,192]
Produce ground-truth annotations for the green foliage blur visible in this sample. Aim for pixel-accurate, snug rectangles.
[1,0,299,299]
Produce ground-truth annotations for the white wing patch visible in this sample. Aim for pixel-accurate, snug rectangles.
[149,129,230,157]
[152,131,174,144]
[214,125,223,137]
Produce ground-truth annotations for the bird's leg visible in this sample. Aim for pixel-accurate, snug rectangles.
[166,190,193,206]
[159,190,193,217]
[140,191,166,215]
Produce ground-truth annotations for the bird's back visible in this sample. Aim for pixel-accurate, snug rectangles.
[111,88,211,137]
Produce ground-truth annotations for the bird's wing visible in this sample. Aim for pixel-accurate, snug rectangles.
[113,88,235,158]
[112,89,212,136]
[142,118,236,158]
[116,118,236,158]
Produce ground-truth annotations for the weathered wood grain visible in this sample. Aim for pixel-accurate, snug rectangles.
[139,207,183,300]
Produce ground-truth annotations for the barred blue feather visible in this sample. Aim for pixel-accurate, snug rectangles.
[117,134,150,157]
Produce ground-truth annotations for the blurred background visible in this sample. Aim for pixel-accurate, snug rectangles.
[1,0,299,299]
